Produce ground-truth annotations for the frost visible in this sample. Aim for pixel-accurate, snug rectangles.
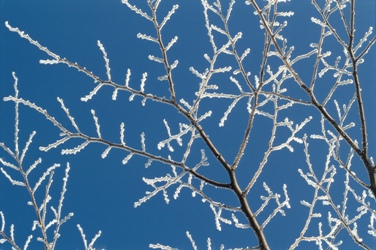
[97,40,111,81]
[91,109,101,138]
[62,141,89,155]
[4,1,376,249]
[101,146,111,159]
[166,36,178,51]
[137,33,158,43]
[122,153,133,165]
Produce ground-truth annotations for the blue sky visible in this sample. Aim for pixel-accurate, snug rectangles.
[1,1,376,249]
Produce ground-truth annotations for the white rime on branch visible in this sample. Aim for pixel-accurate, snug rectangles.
[3,0,376,249]
[0,74,101,250]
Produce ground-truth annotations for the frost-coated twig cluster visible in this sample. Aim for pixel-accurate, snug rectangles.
[0,74,101,249]
[2,0,376,249]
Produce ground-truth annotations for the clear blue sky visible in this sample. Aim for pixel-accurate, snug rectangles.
[1,1,376,249]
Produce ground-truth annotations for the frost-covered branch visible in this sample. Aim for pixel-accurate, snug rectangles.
[291,134,374,249]
[4,0,376,249]
[0,74,100,250]
[248,0,376,200]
